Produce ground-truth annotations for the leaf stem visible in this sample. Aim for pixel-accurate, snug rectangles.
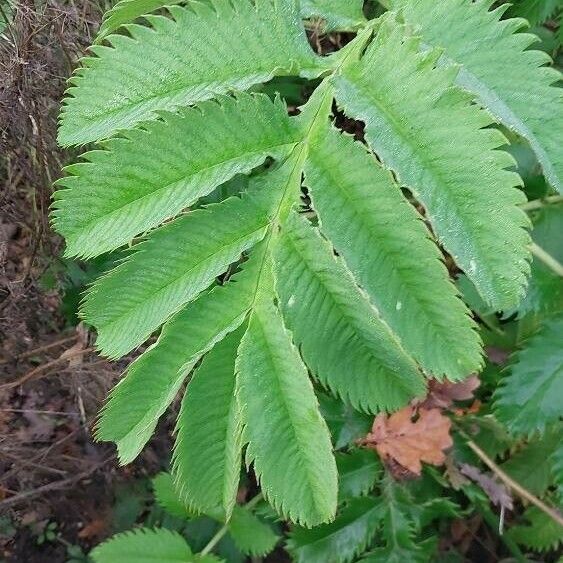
[530,242,563,277]
[462,434,563,528]
[519,195,563,211]
[199,493,263,556]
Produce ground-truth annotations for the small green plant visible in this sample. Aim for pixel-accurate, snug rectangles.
[54,0,562,558]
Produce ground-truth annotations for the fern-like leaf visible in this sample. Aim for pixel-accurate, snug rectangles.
[236,297,338,526]
[58,0,323,145]
[152,472,193,520]
[305,125,481,379]
[95,252,261,463]
[507,506,563,552]
[227,505,279,556]
[334,15,530,311]
[395,0,563,192]
[287,497,382,563]
[336,450,382,500]
[173,329,244,519]
[82,192,269,358]
[495,315,563,435]
[96,0,184,42]
[275,210,425,410]
[53,94,300,258]
[90,528,194,562]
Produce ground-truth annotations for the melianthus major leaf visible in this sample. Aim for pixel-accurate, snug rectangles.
[287,497,382,563]
[501,426,561,497]
[507,506,563,552]
[82,191,269,358]
[494,314,563,435]
[173,329,244,519]
[94,249,263,463]
[394,0,563,193]
[58,0,324,145]
[507,0,562,26]
[227,505,279,556]
[236,296,338,526]
[274,210,426,411]
[90,528,194,563]
[336,450,382,500]
[304,124,482,379]
[334,14,531,312]
[53,94,301,258]
[56,0,542,528]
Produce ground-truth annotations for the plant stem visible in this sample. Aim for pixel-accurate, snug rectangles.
[464,437,563,528]
[530,242,563,277]
[519,195,563,211]
[200,493,264,556]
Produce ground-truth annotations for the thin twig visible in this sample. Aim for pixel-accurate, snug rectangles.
[0,348,94,390]
[519,195,563,211]
[465,438,563,528]
[530,242,563,277]
[0,334,78,365]
[0,456,113,509]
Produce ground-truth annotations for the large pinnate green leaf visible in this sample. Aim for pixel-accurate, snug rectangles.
[334,15,531,312]
[236,297,338,527]
[53,94,300,258]
[305,125,481,379]
[94,251,261,463]
[90,528,194,563]
[274,210,425,411]
[287,497,382,563]
[495,315,563,435]
[173,329,244,519]
[59,0,323,145]
[82,192,269,358]
[394,0,563,193]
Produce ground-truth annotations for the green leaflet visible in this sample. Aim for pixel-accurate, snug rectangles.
[507,506,563,552]
[236,297,338,527]
[395,0,563,193]
[59,0,323,145]
[360,477,427,563]
[152,472,192,520]
[287,497,382,563]
[94,251,261,463]
[90,528,194,563]
[501,427,561,497]
[336,450,382,500]
[305,125,481,379]
[82,192,269,358]
[507,0,562,26]
[334,15,531,311]
[96,0,185,41]
[494,315,563,435]
[173,329,244,519]
[227,505,279,556]
[274,210,425,411]
[53,94,300,258]
[300,0,366,30]
[518,204,563,317]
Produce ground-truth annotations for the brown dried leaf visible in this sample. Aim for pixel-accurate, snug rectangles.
[417,375,480,410]
[361,406,453,475]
